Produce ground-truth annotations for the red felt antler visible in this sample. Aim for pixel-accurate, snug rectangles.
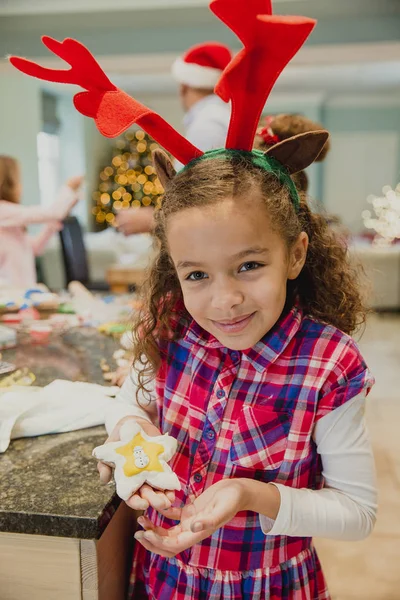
[210,0,316,151]
[10,1,317,163]
[10,36,115,90]
[9,37,202,166]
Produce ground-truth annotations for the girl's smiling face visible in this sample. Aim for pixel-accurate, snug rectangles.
[167,196,308,350]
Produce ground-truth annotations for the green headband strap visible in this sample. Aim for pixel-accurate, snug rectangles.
[179,148,300,212]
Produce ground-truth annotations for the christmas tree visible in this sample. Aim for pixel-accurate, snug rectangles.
[92,129,165,228]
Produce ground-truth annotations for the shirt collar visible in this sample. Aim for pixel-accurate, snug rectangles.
[182,305,303,372]
[183,94,226,128]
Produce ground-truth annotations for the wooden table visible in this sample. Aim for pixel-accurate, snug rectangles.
[0,328,138,600]
[106,264,148,294]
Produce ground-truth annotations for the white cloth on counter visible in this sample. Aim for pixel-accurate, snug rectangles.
[0,380,119,453]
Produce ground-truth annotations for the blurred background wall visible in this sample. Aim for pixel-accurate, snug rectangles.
[0,0,399,232]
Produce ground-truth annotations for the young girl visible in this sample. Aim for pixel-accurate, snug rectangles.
[102,144,376,599]
[254,114,331,194]
[10,2,377,598]
[255,115,346,239]
[0,155,82,287]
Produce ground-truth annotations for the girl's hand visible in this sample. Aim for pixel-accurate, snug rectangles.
[66,175,84,192]
[47,221,63,233]
[109,364,130,387]
[97,416,176,512]
[134,479,251,558]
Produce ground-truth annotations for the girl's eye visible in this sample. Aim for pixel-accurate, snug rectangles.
[239,261,263,272]
[186,271,208,281]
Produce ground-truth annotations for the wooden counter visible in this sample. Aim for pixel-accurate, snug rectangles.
[0,329,138,599]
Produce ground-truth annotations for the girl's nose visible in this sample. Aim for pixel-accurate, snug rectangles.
[210,280,244,311]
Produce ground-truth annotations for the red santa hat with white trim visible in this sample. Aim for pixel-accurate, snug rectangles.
[171,42,232,89]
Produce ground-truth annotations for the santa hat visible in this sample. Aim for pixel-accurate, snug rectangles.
[171,42,232,90]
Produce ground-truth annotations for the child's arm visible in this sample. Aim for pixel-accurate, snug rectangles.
[0,178,81,228]
[247,393,377,541]
[29,222,62,256]
[99,368,174,512]
[104,366,158,435]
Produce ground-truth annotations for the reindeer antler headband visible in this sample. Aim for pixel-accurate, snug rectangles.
[9,0,329,209]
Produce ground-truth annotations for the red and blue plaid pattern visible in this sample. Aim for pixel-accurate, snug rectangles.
[131,543,330,599]
[130,305,373,599]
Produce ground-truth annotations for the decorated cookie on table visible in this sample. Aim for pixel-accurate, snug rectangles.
[0,288,60,313]
[93,420,181,501]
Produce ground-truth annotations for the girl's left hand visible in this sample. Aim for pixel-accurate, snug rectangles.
[134,478,250,558]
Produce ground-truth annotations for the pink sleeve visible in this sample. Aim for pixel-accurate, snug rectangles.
[29,222,61,256]
[0,200,55,227]
[0,186,77,228]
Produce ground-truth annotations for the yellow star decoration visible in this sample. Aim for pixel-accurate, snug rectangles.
[92,420,181,501]
[116,432,165,477]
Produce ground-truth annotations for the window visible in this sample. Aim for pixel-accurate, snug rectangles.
[37,131,60,208]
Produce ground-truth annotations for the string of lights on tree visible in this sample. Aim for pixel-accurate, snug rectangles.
[92,129,165,227]
[362,182,400,246]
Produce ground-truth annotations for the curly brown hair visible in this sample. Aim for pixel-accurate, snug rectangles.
[254,114,331,193]
[132,152,367,400]
[0,156,20,204]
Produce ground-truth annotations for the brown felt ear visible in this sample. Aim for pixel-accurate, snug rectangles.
[152,149,177,190]
[265,130,330,174]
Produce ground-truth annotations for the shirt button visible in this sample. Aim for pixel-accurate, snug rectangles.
[216,389,225,399]
[194,473,202,483]
[230,351,240,362]
[206,429,215,440]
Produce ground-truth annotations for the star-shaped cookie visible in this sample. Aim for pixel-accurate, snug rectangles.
[93,420,181,501]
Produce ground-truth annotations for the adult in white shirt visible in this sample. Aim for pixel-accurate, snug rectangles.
[171,41,232,169]
[115,42,232,236]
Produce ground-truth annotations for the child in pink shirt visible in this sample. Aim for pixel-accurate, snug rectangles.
[0,155,82,287]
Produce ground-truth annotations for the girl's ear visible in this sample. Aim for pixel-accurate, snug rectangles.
[288,231,309,280]
[265,130,329,174]
[152,149,177,190]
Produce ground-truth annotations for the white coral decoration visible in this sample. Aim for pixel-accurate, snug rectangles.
[93,421,181,501]
[362,183,400,246]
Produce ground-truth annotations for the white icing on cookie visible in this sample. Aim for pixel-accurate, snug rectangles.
[93,421,181,501]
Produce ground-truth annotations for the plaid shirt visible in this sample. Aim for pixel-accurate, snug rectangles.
[145,305,373,572]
